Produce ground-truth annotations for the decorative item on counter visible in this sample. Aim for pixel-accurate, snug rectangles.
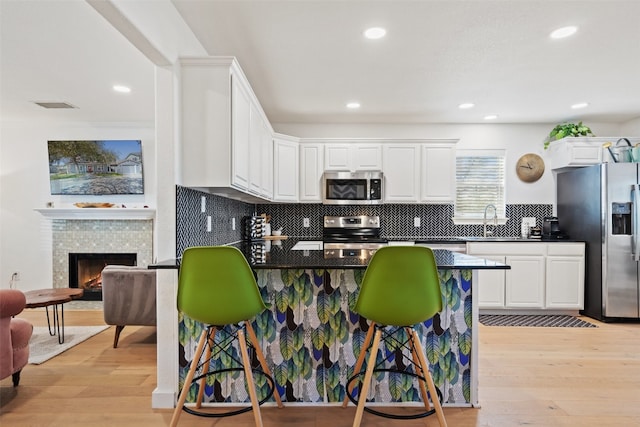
[244,215,267,240]
[249,242,266,264]
[263,227,288,240]
[543,121,594,150]
[529,226,542,239]
[521,217,536,238]
[74,202,115,208]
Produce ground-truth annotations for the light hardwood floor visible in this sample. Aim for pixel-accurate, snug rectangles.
[2,309,640,426]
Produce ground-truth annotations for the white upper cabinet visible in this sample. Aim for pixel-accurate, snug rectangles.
[421,142,456,202]
[180,60,457,206]
[248,102,263,194]
[382,144,421,202]
[546,137,640,171]
[381,140,457,204]
[324,143,382,171]
[324,144,351,170]
[231,77,251,190]
[179,57,273,201]
[273,134,299,202]
[353,144,383,170]
[299,143,324,202]
[260,118,274,199]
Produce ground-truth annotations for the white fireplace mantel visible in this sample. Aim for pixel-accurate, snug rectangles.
[35,208,156,220]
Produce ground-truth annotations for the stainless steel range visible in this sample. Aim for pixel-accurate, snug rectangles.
[322,215,386,258]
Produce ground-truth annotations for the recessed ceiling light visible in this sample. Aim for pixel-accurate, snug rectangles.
[113,85,131,93]
[458,103,475,109]
[571,102,589,109]
[363,27,386,40]
[346,102,361,109]
[484,114,498,120]
[550,26,578,39]
[33,101,77,109]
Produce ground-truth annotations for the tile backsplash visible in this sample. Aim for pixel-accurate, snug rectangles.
[256,203,552,239]
[176,186,552,252]
[176,186,254,256]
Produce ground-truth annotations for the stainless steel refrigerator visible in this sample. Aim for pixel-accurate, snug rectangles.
[557,162,640,320]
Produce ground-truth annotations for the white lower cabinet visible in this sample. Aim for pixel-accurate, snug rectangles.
[468,242,585,311]
[545,244,585,309]
[476,255,506,308]
[505,255,545,308]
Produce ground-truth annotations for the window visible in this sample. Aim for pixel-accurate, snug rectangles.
[454,149,506,222]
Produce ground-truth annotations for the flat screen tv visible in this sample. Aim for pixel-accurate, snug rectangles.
[48,140,144,195]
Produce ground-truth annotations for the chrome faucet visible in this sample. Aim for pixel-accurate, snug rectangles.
[483,204,497,237]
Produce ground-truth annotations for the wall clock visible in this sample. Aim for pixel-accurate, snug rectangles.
[516,153,545,182]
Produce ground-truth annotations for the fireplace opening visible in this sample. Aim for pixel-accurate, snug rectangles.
[68,253,137,300]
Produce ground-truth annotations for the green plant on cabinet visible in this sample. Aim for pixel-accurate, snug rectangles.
[544,121,594,150]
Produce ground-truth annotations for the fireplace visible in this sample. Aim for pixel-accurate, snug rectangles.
[68,253,137,300]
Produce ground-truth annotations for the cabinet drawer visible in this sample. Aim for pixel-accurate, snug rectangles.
[546,243,585,256]
[467,242,545,256]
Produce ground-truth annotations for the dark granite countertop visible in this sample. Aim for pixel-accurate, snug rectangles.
[389,236,584,243]
[150,239,510,270]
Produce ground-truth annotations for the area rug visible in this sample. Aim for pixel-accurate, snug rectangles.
[479,314,597,328]
[29,325,109,364]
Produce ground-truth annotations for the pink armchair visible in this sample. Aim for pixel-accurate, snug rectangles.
[0,289,33,386]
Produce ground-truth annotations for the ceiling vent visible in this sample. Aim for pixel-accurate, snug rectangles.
[33,101,77,109]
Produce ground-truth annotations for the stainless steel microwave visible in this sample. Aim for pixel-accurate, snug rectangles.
[322,171,383,205]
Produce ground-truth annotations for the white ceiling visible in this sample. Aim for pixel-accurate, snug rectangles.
[2,0,640,126]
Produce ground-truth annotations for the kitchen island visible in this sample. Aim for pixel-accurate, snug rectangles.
[149,240,508,409]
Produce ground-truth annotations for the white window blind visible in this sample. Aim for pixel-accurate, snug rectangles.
[455,150,506,219]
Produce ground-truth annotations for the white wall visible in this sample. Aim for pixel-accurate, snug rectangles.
[274,121,623,204]
[620,117,640,135]
[0,121,155,292]
[1,116,636,292]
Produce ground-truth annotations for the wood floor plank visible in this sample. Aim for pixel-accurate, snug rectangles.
[2,310,640,426]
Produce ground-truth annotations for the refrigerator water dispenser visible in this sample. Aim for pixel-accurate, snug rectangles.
[611,202,631,235]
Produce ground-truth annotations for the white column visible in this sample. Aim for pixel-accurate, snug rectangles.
[152,64,179,409]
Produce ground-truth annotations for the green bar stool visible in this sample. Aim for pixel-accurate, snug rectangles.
[170,246,284,427]
[342,246,448,427]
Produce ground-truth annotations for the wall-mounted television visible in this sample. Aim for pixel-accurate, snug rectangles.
[48,140,144,195]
